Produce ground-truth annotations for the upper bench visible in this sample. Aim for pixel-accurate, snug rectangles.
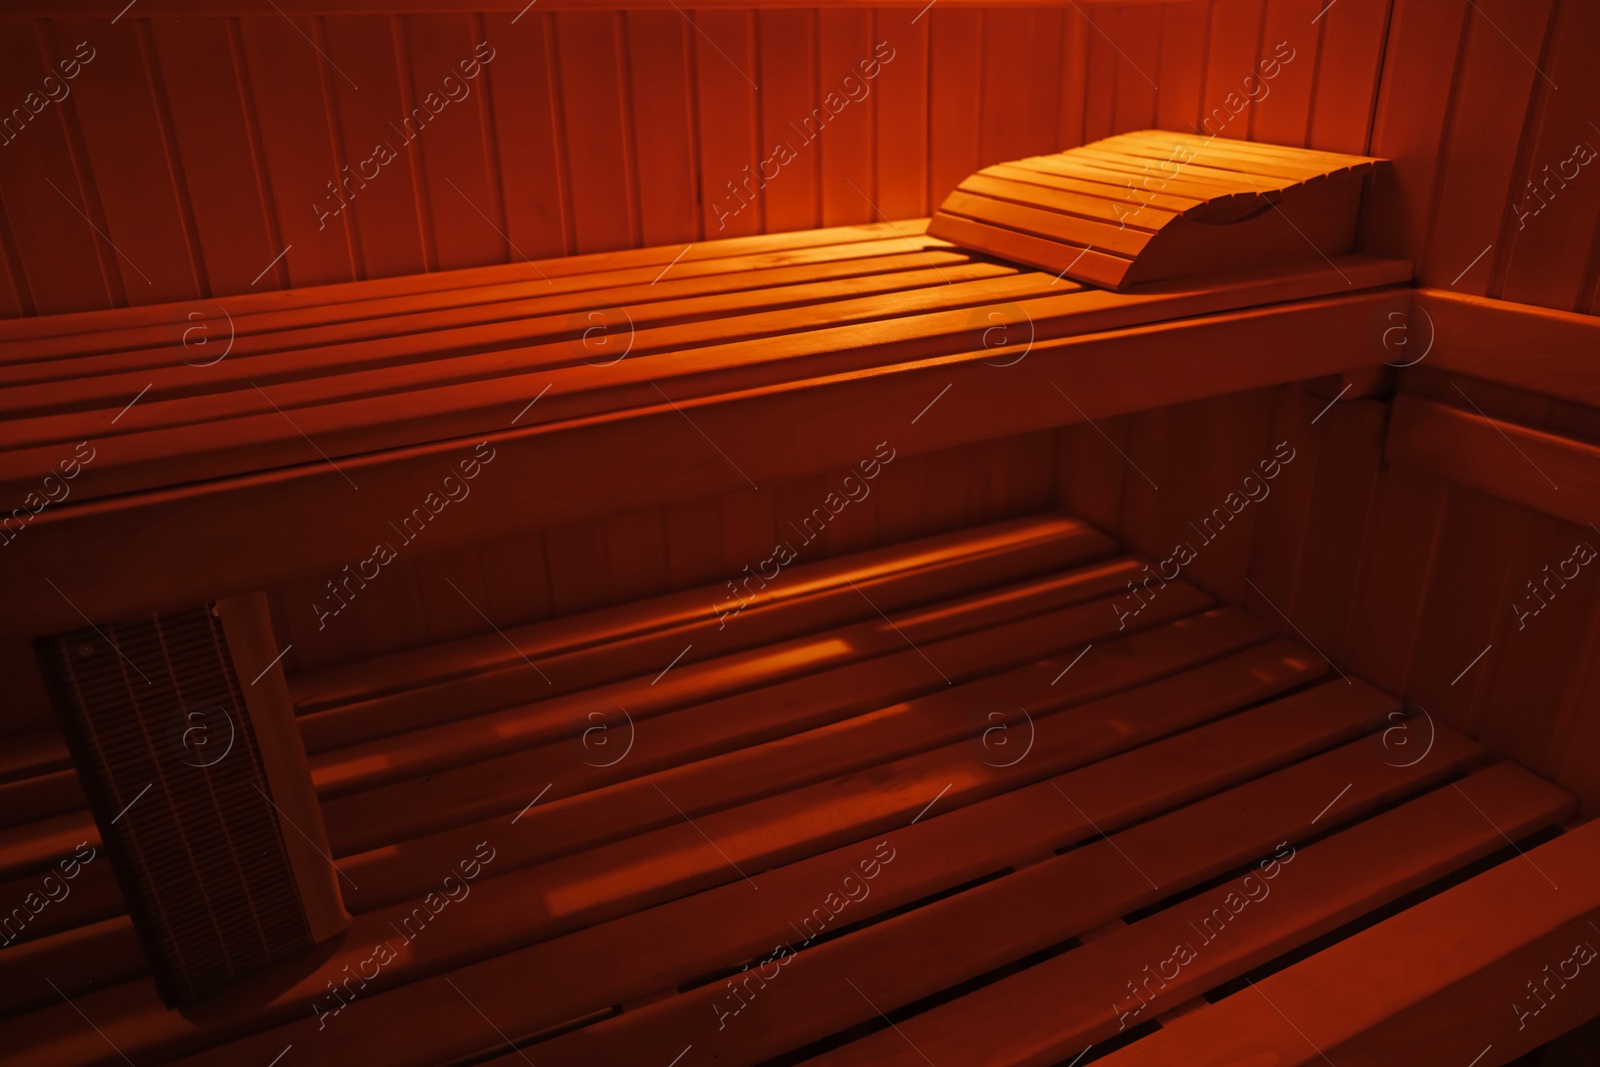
[0,135,1407,635]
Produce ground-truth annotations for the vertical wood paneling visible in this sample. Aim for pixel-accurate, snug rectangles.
[817,8,875,226]
[238,15,359,289]
[757,9,821,232]
[1361,0,1471,264]
[927,8,982,207]
[2,2,1403,320]
[59,17,202,303]
[322,15,430,277]
[979,9,1039,164]
[1306,0,1388,154]
[1249,0,1319,147]
[1200,0,1264,137]
[1156,0,1209,135]
[0,24,120,314]
[555,11,638,253]
[150,19,281,297]
[1080,7,1118,143]
[694,9,760,238]
[873,8,928,219]
[484,11,569,260]
[1109,4,1162,134]
[1057,11,1089,150]
[627,12,700,246]
[1498,0,1600,311]
[1422,0,1555,293]
[403,14,506,271]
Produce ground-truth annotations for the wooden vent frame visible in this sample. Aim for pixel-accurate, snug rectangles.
[928,130,1384,290]
[34,594,347,1007]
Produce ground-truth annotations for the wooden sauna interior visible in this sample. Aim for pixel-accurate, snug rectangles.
[3,0,1600,1063]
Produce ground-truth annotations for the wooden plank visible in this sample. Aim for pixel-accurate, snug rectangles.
[939,189,1154,255]
[321,15,429,278]
[0,277,1412,636]
[149,18,280,297]
[1288,396,1386,663]
[0,263,1408,503]
[1400,484,1527,736]
[1155,1,1209,136]
[1,0,1194,11]
[1108,4,1161,134]
[0,219,934,344]
[0,26,118,315]
[1387,391,1600,531]
[1080,2,1117,143]
[1423,0,1555,292]
[0,915,145,1014]
[980,8,1040,165]
[162,652,1354,1067]
[1250,0,1320,147]
[928,8,983,204]
[817,8,875,227]
[332,615,1294,914]
[57,17,200,304]
[483,11,570,260]
[924,214,1134,286]
[1200,0,1265,140]
[0,250,990,405]
[555,11,636,254]
[1098,817,1600,1066]
[507,720,1513,1067]
[1475,509,1600,775]
[318,570,1212,853]
[0,627,1310,1067]
[694,9,760,238]
[1498,0,1600,310]
[401,13,505,271]
[1057,7,1088,150]
[624,11,697,247]
[1243,384,1320,631]
[294,511,1113,748]
[1361,0,1472,262]
[0,236,961,377]
[0,262,1037,432]
[1307,0,1390,154]
[983,161,1192,216]
[755,8,820,233]
[1347,464,1449,696]
[1416,287,1600,407]
[237,14,359,289]
[873,8,929,220]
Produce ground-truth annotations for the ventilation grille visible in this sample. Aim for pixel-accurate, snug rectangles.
[35,605,312,1006]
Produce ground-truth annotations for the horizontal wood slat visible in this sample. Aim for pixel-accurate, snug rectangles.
[0,257,1409,638]
[1387,392,1600,530]
[1099,816,1600,1067]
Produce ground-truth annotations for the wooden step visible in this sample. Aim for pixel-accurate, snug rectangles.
[803,762,1572,1067]
[1095,818,1600,1067]
[315,563,1203,851]
[291,512,1104,718]
[298,513,1117,759]
[0,616,1318,1064]
[333,609,1281,908]
[175,684,1452,1067]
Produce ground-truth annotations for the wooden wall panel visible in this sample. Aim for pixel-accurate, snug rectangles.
[1058,374,1600,817]
[1366,0,1600,315]
[0,0,1398,319]
[267,430,1057,673]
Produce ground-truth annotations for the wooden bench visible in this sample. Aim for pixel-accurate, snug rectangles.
[4,195,1598,1062]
